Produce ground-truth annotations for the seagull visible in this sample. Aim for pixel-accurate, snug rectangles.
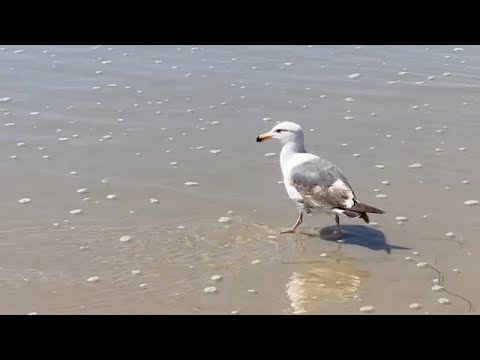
[256,121,385,237]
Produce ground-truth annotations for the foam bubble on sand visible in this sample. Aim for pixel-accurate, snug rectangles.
[360,305,375,313]
[408,163,422,168]
[119,235,132,243]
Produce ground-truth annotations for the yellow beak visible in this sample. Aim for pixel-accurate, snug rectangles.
[256,132,273,142]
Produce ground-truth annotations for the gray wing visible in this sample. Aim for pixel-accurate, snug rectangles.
[290,157,357,210]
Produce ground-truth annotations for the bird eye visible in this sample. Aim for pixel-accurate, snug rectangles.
[275,129,283,133]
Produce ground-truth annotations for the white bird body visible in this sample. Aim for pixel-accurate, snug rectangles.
[257,121,385,235]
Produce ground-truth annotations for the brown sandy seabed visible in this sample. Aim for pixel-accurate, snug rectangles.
[0,45,479,314]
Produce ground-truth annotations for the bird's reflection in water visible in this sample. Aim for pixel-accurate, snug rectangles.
[284,243,370,314]
[184,220,371,315]
[248,223,370,315]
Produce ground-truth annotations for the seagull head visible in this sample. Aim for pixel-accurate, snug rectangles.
[256,121,304,146]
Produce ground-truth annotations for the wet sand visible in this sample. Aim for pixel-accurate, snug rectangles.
[0,45,479,314]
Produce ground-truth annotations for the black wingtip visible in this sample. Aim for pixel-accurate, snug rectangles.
[351,202,385,214]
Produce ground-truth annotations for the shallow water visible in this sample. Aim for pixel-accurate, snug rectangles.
[0,45,479,314]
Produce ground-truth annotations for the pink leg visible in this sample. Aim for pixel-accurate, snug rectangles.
[281,210,303,234]
[335,214,343,239]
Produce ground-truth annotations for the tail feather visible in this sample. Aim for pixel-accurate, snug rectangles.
[358,212,370,223]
